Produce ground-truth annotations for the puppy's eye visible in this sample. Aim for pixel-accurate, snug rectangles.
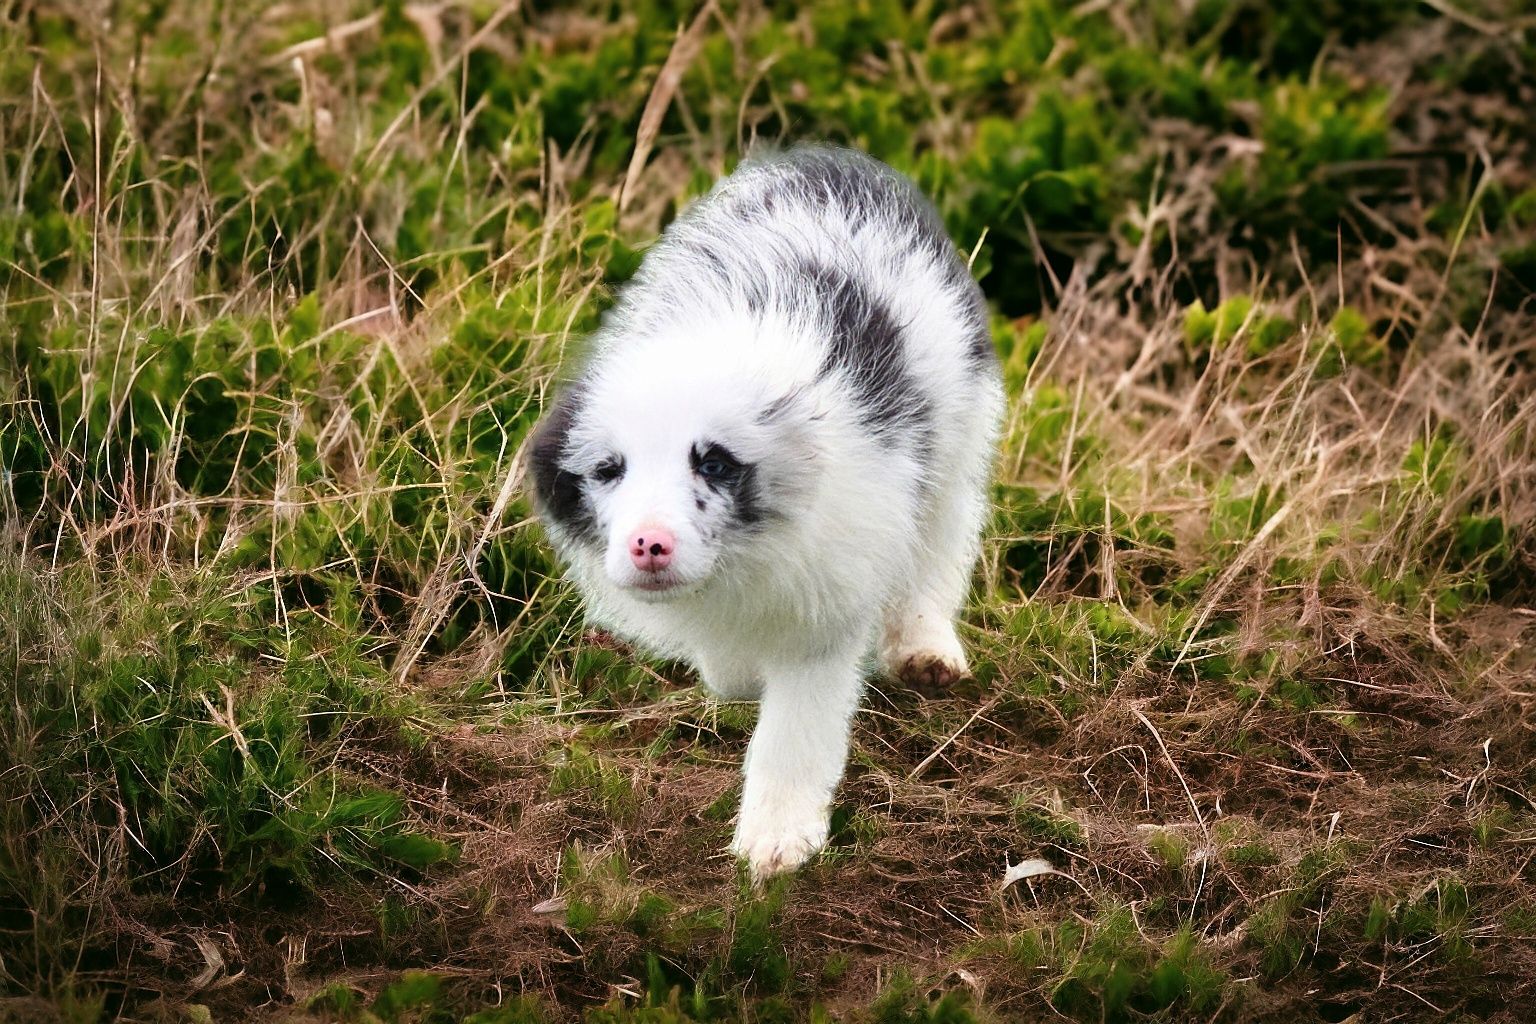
[592,458,625,484]
[694,445,741,481]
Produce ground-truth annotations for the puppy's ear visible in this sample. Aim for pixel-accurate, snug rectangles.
[528,386,596,542]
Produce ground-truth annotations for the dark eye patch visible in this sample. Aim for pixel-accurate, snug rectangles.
[529,387,600,545]
[689,441,770,529]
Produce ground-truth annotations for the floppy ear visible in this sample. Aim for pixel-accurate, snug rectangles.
[528,386,595,542]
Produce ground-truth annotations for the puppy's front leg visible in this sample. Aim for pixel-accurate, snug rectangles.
[731,652,863,881]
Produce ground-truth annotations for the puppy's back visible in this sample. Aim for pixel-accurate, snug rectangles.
[604,145,993,370]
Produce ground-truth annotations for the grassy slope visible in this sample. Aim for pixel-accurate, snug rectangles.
[2,1,1535,1021]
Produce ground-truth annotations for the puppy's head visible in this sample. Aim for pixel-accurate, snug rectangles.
[529,342,809,601]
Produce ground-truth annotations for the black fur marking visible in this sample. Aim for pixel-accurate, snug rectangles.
[729,463,768,528]
[755,146,952,247]
[755,146,897,229]
[529,388,598,545]
[802,260,929,445]
[946,256,997,369]
[691,441,771,530]
[967,318,997,365]
[961,287,997,367]
[755,146,998,371]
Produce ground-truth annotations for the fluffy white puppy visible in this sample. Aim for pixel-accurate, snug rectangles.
[529,144,1004,879]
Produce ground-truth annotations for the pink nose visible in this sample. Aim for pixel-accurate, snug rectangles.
[628,526,675,572]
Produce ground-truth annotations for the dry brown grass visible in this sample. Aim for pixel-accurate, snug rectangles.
[3,1,1535,1021]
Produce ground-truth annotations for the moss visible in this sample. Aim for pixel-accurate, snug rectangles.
[1365,876,1479,968]
[1012,791,1087,850]
[548,746,641,823]
[1050,908,1229,1019]
[866,971,981,1024]
[1227,842,1280,868]
[1145,829,1190,870]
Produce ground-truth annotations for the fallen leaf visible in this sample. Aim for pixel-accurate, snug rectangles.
[999,856,1089,894]
[532,896,568,915]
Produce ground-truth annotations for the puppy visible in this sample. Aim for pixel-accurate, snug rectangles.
[529,145,1004,879]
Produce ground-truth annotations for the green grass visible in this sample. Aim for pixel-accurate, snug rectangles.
[3,1,1536,1021]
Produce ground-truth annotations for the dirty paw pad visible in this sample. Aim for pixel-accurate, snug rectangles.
[896,651,967,693]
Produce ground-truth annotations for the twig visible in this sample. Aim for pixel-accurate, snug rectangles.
[1133,708,1209,843]
[365,1,524,167]
[1169,498,1295,672]
[619,1,718,212]
[267,10,387,65]
[908,695,1000,780]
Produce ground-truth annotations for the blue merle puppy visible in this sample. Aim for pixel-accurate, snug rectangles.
[529,145,1004,879]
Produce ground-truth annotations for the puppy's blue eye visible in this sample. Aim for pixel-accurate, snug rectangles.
[693,443,743,482]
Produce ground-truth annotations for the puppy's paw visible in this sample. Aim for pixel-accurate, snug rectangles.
[881,625,968,693]
[894,649,968,691]
[880,614,968,693]
[731,806,828,882]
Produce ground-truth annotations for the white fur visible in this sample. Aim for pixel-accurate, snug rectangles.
[529,146,1004,879]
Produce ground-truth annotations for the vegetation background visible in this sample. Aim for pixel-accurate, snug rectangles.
[3,0,1535,1021]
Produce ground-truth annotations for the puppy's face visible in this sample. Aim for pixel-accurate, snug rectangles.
[529,352,803,601]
